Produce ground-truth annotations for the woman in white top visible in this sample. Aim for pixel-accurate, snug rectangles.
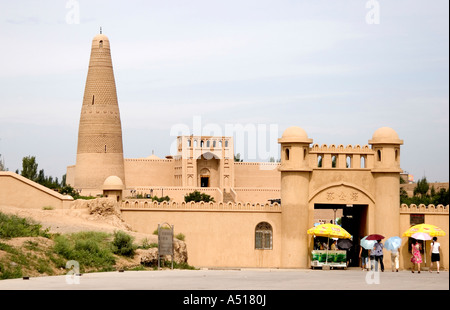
[429,237,440,273]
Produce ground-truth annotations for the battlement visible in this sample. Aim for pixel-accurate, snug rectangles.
[310,144,373,153]
[120,199,281,212]
[308,144,375,169]
[400,203,449,214]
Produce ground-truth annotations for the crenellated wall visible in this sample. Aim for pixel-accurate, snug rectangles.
[399,203,449,270]
[120,200,282,268]
[309,143,374,169]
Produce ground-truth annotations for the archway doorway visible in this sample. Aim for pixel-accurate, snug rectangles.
[314,203,368,267]
[200,176,209,187]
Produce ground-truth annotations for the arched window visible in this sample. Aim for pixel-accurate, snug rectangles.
[360,155,366,168]
[285,148,290,160]
[99,40,103,48]
[332,155,337,168]
[317,155,323,168]
[346,155,351,168]
[255,222,273,250]
[206,140,210,147]
[225,140,229,147]
[377,150,382,161]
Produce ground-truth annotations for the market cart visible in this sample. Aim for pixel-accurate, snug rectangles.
[307,223,352,270]
[311,250,347,269]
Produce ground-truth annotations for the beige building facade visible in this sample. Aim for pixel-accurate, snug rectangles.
[59,33,447,270]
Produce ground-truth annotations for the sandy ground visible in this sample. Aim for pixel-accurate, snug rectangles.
[0,204,157,244]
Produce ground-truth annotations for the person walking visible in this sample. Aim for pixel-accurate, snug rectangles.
[411,239,422,273]
[429,237,440,274]
[390,247,399,272]
[373,240,384,272]
[359,246,369,271]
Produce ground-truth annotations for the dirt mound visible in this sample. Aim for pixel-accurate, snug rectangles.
[0,199,189,273]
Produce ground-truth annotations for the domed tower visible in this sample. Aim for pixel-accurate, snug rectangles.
[369,127,403,240]
[73,32,125,194]
[278,126,313,268]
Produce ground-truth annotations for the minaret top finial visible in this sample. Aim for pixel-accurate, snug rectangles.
[100,27,102,34]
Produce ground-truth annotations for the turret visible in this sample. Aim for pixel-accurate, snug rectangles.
[278,126,313,268]
[369,126,403,269]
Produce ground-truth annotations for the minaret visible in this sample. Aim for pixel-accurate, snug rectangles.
[74,32,125,193]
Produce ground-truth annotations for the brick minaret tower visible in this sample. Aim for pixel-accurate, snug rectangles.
[74,32,125,193]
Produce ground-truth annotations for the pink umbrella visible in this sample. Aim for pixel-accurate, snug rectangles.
[411,232,432,240]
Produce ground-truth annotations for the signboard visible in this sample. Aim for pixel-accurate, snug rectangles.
[158,223,174,269]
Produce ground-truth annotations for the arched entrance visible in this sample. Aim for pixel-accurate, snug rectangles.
[314,203,368,267]
[196,152,220,188]
[309,182,375,267]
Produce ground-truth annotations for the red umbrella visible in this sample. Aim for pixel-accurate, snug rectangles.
[366,234,385,240]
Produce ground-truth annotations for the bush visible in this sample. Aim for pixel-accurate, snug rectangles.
[0,211,50,239]
[175,233,185,241]
[53,232,116,271]
[184,190,215,203]
[111,231,136,257]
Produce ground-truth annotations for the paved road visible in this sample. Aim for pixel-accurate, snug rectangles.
[0,268,447,290]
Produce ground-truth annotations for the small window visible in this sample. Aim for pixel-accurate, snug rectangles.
[360,156,366,168]
[92,95,95,105]
[346,155,351,168]
[303,148,307,160]
[207,141,210,147]
[395,149,399,161]
[225,140,229,147]
[99,40,103,48]
[377,150,382,161]
[188,140,191,147]
[285,148,290,160]
[332,155,337,168]
[255,222,273,250]
[213,141,216,148]
[410,214,424,226]
[317,155,323,168]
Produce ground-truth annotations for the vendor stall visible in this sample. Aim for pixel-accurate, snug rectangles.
[307,223,351,270]
[311,250,347,269]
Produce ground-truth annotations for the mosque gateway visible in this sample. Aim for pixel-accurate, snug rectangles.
[63,33,447,269]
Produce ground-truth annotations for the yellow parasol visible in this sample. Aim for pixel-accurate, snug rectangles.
[307,223,352,239]
[307,223,351,265]
[403,223,446,265]
[402,224,446,237]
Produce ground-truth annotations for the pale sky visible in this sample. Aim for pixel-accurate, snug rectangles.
[0,0,448,182]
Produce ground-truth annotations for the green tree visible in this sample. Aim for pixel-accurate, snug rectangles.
[234,153,243,162]
[0,154,6,171]
[21,156,38,182]
[414,177,429,199]
[432,188,449,206]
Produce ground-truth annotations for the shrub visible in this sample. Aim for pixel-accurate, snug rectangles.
[0,211,50,239]
[53,232,116,271]
[111,231,136,257]
[175,233,185,241]
[184,190,215,203]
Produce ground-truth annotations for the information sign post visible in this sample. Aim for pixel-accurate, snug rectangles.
[158,223,174,269]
